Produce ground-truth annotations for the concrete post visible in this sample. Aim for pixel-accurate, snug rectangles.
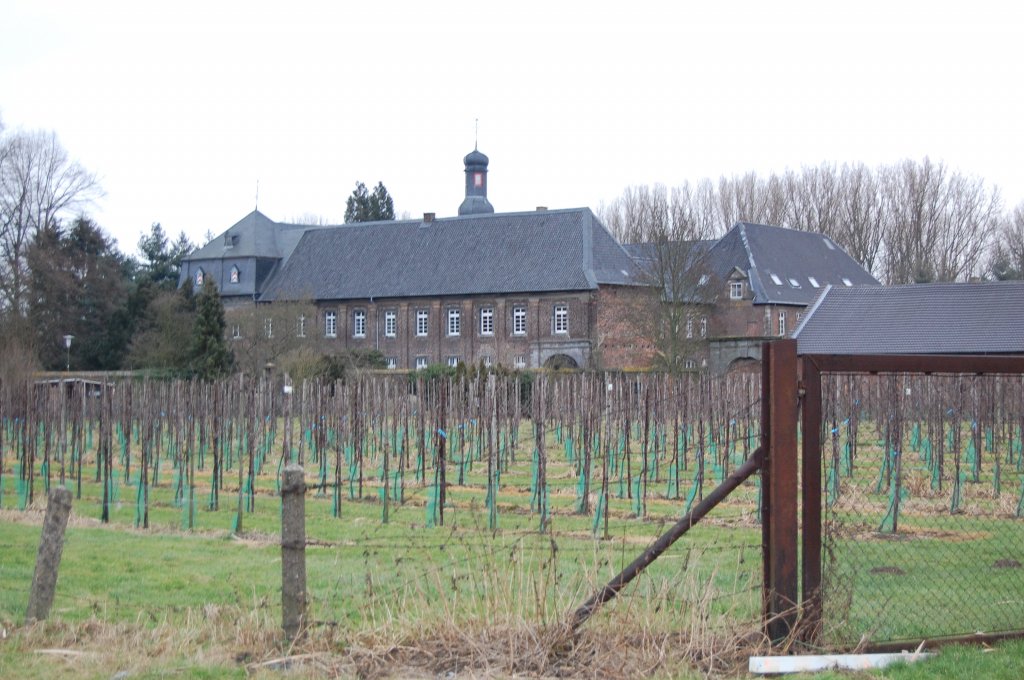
[280,465,307,640]
[26,487,72,622]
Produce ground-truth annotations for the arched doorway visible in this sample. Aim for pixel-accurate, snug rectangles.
[544,354,579,370]
[727,357,760,373]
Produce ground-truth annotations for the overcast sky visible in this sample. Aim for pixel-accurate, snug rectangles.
[2,1,1022,256]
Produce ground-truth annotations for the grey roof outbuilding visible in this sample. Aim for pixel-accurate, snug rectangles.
[793,282,1024,355]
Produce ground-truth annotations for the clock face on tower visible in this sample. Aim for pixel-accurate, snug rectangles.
[474,172,483,188]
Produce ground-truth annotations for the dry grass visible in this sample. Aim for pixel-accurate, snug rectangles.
[4,602,768,679]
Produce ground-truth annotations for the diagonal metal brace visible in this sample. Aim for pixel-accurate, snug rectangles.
[568,446,765,631]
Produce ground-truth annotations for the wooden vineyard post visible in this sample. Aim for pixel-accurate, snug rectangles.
[26,487,72,622]
[281,464,307,640]
[762,340,799,644]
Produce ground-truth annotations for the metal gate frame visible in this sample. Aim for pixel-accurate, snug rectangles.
[762,338,1024,648]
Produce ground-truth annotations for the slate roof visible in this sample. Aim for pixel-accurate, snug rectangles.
[187,210,319,261]
[707,222,879,305]
[255,207,640,302]
[793,282,1024,355]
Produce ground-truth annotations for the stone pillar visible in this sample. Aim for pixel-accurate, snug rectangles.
[26,487,72,622]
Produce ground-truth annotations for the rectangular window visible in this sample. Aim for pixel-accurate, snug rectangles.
[730,281,743,300]
[512,305,527,335]
[384,310,396,338]
[764,308,772,335]
[700,316,707,338]
[325,311,337,338]
[482,355,493,367]
[778,311,787,337]
[231,324,241,340]
[353,310,366,338]
[685,315,693,339]
[416,310,428,337]
[514,355,527,369]
[386,357,397,370]
[415,356,428,370]
[265,318,273,338]
[447,355,460,368]
[479,307,494,336]
[296,315,306,338]
[553,304,568,334]
[684,359,697,370]
[447,308,460,336]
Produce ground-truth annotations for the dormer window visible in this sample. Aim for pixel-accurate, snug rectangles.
[729,282,744,300]
[229,266,240,284]
[195,269,204,286]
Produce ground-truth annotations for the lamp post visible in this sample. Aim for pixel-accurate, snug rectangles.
[63,335,74,372]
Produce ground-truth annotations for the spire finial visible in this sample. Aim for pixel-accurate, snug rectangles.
[255,179,259,212]
[474,118,478,151]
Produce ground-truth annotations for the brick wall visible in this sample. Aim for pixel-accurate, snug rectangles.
[593,285,656,370]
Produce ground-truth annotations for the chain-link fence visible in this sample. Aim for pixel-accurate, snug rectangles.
[818,371,1024,646]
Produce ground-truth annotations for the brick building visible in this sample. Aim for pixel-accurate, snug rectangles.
[701,222,880,372]
[179,149,649,371]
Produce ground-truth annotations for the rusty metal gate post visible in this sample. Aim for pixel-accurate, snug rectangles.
[800,356,823,642]
[762,340,799,643]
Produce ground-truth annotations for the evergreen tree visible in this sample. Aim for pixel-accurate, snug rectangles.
[27,216,131,370]
[137,222,193,290]
[344,181,395,222]
[188,278,234,380]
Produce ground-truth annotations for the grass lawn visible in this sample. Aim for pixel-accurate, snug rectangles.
[1,413,1023,677]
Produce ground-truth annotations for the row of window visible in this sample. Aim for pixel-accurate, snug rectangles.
[684,315,709,339]
[245,305,570,340]
[389,355,528,370]
[194,267,241,287]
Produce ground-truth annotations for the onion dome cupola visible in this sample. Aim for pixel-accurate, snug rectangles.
[458,147,494,215]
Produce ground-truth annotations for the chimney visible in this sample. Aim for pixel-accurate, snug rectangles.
[536,206,548,211]
[423,212,435,222]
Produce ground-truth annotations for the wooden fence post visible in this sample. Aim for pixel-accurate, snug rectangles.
[281,464,307,640]
[26,487,73,623]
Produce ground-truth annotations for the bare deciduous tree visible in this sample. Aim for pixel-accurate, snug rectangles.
[0,129,102,314]
[600,184,719,371]
[226,301,319,376]
[603,157,1005,286]
[989,203,1024,280]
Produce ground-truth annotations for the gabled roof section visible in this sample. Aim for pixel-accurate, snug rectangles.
[707,222,879,305]
[185,210,321,262]
[794,282,1024,355]
[260,208,640,302]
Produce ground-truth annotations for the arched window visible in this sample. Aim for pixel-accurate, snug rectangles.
[229,266,240,284]
[195,269,204,286]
